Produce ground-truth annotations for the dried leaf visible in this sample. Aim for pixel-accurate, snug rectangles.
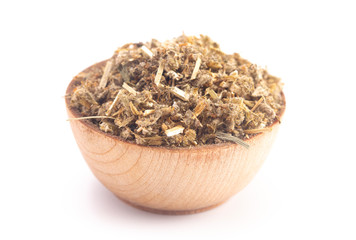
[207,61,222,70]
[252,86,269,97]
[99,121,117,134]
[67,116,115,121]
[216,132,249,149]
[257,103,276,119]
[114,116,134,128]
[184,129,196,142]
[193,101,207,117]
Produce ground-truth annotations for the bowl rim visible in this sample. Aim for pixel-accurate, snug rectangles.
[65,60,286,150]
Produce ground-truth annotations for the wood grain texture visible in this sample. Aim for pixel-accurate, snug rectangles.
[66,61,285,214]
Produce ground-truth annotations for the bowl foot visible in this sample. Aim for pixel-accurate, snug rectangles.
[116,197,227,215]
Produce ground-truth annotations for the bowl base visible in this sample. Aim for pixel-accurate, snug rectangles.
[118,197,227,215]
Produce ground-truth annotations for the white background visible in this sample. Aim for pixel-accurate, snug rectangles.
[1,0,355,239]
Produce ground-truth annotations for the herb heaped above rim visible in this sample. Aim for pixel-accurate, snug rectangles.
[68,35,284,148]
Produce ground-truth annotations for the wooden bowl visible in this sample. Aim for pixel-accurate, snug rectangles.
[66,61,286,215]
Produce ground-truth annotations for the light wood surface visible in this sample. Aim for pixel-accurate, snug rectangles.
[66,61,285,214]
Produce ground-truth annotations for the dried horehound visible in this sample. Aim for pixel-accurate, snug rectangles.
[69,34,284,147]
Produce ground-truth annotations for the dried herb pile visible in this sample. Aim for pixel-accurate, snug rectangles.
[69,35,284,148]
